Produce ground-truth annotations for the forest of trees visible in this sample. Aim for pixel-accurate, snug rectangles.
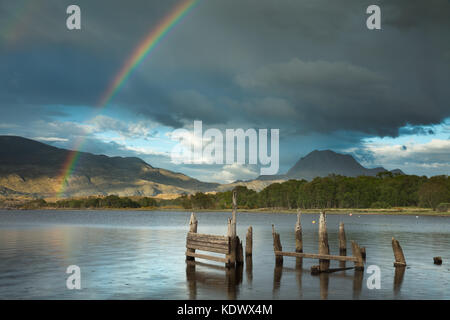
[52,195,157,209]
[23,174,450,211]
[173,173,450,211]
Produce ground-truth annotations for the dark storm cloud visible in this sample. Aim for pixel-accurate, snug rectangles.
[1,0,449,172]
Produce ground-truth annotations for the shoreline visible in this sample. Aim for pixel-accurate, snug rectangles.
[0,206,448,217]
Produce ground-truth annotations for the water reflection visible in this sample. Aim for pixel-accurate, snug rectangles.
[272,263,367,300]
[272,264,283,297]
[1,210,449,299]
[186,261,244,300]
[245,256,253,284]
[319,273,329,300]
[352,270,364,299]
[393,266,406,296]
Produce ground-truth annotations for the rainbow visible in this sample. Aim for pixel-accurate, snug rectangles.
[56,0,199,198]
[98,0,199,108]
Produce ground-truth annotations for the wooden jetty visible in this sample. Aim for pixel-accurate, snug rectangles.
[272,211,364,273]
[185,190,247,268]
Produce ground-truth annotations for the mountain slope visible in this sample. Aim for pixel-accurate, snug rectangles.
[286,149,403,180]
[0,136,218,198]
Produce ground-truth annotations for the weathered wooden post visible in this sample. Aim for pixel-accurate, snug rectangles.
[295,210,303,268]
[186,212,198,261]
[272,225,283,266]
[351,240,364,271]
[318,211,330,272]
[339,222,346,256]
[226,190,238,268]
[295,211,303,253]
[245,226,253,257]
[189,212,198,233]
[231,190,237,237]
[392,237,406,267]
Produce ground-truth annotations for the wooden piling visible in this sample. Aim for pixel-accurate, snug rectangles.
[272,225,283,266]
[186,213,198,261]
[295,211,303,268]
[230,190,237,238]
[351,240,364,271]
[295,211,303,253]
[392,237,406,267]
[433,256,442,265]
[318,211,330,272]
[245,226,253,257]
[338,222,346,256]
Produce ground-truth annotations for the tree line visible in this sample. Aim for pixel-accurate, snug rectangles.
[21,174,450,211]
[175,174,450,211]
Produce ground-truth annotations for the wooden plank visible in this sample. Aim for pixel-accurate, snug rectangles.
[274,251,358,262]
[187,232,229,243]
[185,251,229,263]
[187,239,229,251]
[186,243,229,254]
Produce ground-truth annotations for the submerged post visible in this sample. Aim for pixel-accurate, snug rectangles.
[392,237,406,267]
[339,222,346,256]
[318,211,330,272]
[245,226,253,257]
[272,225,283,266]
[186,212,198,261]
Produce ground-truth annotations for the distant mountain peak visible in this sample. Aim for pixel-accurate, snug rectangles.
[286,149,402,180]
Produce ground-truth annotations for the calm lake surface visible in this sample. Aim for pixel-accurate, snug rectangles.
[0,210,449,299]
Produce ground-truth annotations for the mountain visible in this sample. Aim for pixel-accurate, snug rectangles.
[286,149,403,180]
[0,136,218,198]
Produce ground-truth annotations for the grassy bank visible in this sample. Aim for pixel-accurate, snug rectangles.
[1,201,448,216]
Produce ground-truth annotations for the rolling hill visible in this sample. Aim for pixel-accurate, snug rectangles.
[0,136,218,198]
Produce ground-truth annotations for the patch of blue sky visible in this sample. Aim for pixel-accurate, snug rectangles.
[361,118,450,146]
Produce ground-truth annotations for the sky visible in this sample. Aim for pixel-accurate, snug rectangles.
[0,0,449,183]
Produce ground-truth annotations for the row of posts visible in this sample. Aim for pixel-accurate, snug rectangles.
[190,194,408,271]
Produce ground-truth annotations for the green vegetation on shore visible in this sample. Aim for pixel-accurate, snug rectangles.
[3,173,449,214]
